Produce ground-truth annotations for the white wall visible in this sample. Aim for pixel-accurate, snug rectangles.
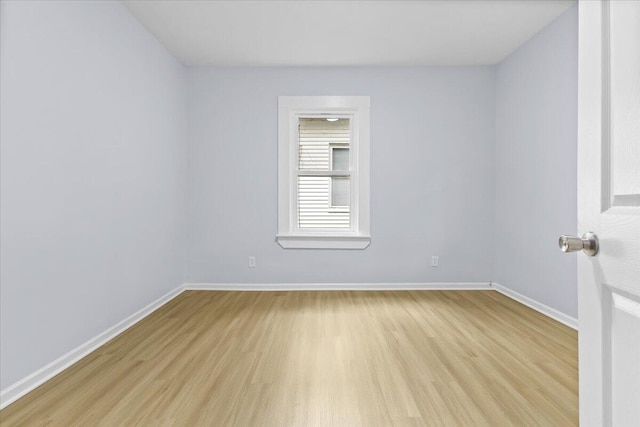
[0,1,187,389]
[494,6,578,317]
[187,67,496,284]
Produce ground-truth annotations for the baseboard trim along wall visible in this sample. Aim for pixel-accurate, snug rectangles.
[0,285,185,410]
[184,282,492,291]
[490,282,578,330]
[1,280,577,410]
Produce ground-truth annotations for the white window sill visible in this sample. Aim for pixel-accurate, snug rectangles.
[276,235,371,249]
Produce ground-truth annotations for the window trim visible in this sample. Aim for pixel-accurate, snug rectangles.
[277,96,370,249]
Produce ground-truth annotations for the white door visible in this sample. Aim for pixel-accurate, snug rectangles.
[577,0,640,425]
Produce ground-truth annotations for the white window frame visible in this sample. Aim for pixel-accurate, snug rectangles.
[277,96,370,249]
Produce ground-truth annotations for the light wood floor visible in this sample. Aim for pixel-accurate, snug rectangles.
[0,291,578,426]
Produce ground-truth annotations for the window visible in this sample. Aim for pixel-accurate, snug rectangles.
[277,96,370,249]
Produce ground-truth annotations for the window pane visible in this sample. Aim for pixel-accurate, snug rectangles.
[332,147,349,171]
[298,118,350,170]
[331,177,350,206]
[298,176,350,229]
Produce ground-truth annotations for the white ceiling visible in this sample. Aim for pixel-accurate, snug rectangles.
[122,0,575,67]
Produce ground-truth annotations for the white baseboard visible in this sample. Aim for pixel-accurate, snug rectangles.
[0,284,186,410]
[491,282,578,330]
[184,282,492,291]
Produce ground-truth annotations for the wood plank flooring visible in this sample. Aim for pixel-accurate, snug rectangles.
[0,290,578,426]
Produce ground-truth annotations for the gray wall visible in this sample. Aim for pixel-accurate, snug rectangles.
[0,1,188,389]
[187,67,496,283]
[494,6,578,317]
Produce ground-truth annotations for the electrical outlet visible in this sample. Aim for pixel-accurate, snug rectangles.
[248,256,256,268]
[431,256,439,267]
